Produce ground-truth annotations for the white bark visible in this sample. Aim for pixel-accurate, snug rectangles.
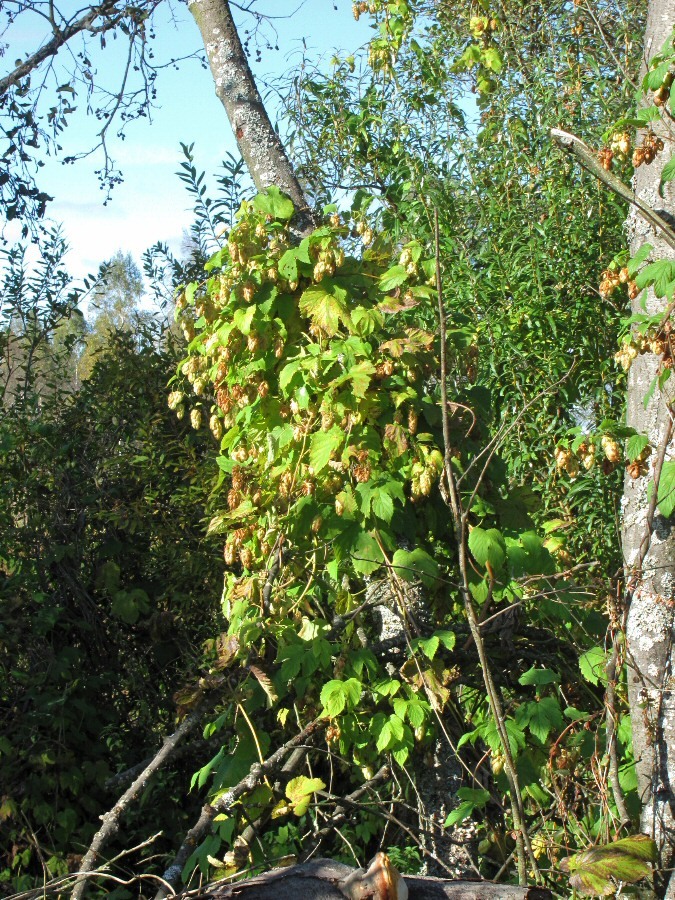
[623,1,675,894]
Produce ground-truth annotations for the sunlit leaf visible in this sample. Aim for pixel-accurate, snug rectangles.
[559,835,656,897]
[253,186,295,220]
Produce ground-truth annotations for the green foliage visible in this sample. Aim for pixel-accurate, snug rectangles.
[0,253,222,889]
[166,173,635,891]
[3,0,656,893]
[445,787,491,827]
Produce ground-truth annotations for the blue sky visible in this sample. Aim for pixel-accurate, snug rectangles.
[8,1,370,279]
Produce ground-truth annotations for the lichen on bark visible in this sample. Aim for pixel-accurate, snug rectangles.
[188,0,314,235]
[623,2,675,893]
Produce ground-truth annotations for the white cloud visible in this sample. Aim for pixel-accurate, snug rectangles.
[54,200,187,278]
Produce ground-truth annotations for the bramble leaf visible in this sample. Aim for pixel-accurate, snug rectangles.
[519,667,560,687]
[392,548,440,588]
[635,259,675,297]
[655,460,675,518]
[351,530,383,575]
[627,243,652,277]
[416,634,440,660]
[579,647,608,686]
[468,527,506,569]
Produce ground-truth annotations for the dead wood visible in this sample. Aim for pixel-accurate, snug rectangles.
[187,856,552,900]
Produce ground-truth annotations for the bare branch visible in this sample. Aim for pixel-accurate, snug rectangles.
[0,0,121,98]
[302,765,391,860]
[72,702,211,900]
[154,717,328,899]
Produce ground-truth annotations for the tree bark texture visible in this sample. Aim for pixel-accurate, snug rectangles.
[190,858,552,900]
[623,0,675,894]
[187,0,314,234]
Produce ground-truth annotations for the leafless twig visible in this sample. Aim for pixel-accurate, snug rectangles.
[72,702,212,900]
[434,208,540,886]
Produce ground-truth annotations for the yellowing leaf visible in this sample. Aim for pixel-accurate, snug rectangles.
[380,328,434,358]
[384,422,408,456]
[214,634,239,670]
[248,663,278,707]
[299,281,351,336]
[560,835,656,897]
[285,775,326,813]
[271,799,292,819]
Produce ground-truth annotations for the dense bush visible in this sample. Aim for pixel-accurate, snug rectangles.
[0,320,223,891]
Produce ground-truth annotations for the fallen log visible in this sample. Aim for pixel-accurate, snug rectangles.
[191,853,552,900]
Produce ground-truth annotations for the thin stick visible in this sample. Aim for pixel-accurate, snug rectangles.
[262,534,284,615]
[434,209,540,885]
[153,718,327,899]
[604,637,631,826]
[301,765,391,859]
[72,703,209,900]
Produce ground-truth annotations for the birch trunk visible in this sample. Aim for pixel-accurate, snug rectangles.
[623,1,675,894]
[187,0,314,235]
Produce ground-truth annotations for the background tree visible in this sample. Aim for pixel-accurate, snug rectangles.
[0,228,84,406]
[0,314,224,892]
[79,251,150,378]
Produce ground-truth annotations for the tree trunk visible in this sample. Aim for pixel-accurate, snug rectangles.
[187,0,314,235]
[623,1,675,895]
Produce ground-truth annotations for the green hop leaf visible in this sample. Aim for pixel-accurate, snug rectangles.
[253,186,295,220]
[309,425,343,474]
